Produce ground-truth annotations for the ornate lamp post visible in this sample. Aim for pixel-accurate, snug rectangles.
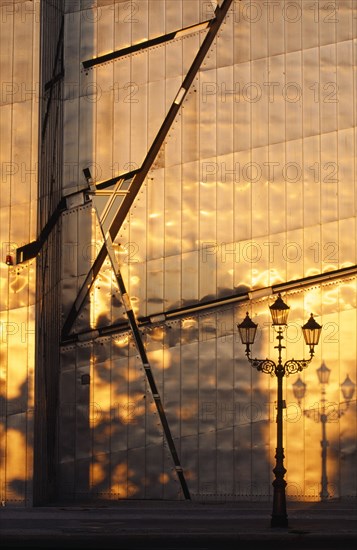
[292,364,355,500]
[237,294,322,528]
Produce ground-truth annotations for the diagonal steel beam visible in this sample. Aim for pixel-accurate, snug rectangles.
[82,20,211,70]
[61,0,234,340]
[90,183,191,499]
[61,262,357,345]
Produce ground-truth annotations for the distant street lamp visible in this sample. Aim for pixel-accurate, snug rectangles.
[237,294,322,528]
[292,363,355,500]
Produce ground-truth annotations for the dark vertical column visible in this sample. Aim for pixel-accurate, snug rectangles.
[271,329,288,527]
[271,370,288,527]
[33,1,64,505]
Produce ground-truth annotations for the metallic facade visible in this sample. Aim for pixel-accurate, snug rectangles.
[0,0,356,505]
[0,0,40,505]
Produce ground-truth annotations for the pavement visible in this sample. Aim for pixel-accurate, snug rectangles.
[0,498,357,549]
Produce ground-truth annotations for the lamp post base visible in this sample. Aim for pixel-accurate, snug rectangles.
[271,448,288,528]
[271,514,288,528]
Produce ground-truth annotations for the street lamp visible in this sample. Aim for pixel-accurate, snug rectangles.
[292,364,355,500]
[237,294,322,528]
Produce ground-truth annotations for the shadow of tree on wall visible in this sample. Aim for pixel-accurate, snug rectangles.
[2,306,357,506]
[55,302,350,505]
[0,380,33,503]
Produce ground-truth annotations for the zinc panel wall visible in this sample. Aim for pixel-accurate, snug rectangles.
[58,0,357,501]
[0,0,40,506]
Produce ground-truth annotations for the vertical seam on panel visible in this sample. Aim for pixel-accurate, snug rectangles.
[352,0,356,271]
[338,284,341,497]
[248,6,252,495]
[109,338,112,497]
[28,4,34,504]
[336,23,339,273]
[74,346,78,498]
[77,11,82,318]
[179,1,184,488]
[267,2,271,285]
[301,1,305,489]
[249,9,252,258]
[197,0,201,486]
[283,6,287,287]
[91,345,94,495]
[4,2,16,506]
[127,355,130,499]
[214,11,219,493]
[214,314,217,497]
[162,0,167,473]
[318,0,322,235]
[301,13,305,293]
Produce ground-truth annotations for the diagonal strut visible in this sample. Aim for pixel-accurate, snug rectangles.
[90,178,191,499]
[61,0,235,339]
